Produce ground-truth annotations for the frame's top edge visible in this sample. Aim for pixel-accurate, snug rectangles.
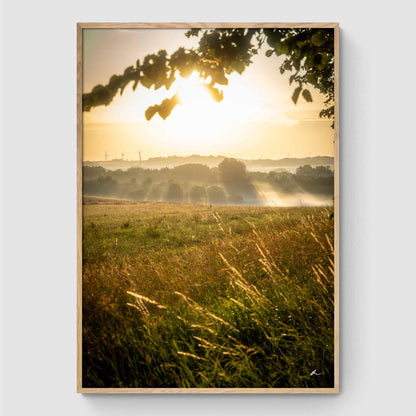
[77,22,339,29]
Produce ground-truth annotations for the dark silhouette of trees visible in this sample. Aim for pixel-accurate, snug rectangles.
[148,183,163,201]
[218,158,258,203]
[295,164,314,176]
[142,177,153,191]
[218,158,247,184]
[268,165,334,195]
[127,178,153,201]
[268,172,300,194]
[189,185,206,203]
[208,167,220,184]
[84,175,119,196]
[83,28,335,126]
[128,188,146,201]
[207,185,227,205]
[165,183,183,202]
[83,166,106,181]
[171,164,210,182]
[83,162,334,203]
[294,165,333,195]
[296,165,332,176]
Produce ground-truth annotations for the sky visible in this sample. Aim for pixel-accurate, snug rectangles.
[82,28,334,161]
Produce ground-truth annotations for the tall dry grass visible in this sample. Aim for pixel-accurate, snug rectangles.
[82,203,334,388]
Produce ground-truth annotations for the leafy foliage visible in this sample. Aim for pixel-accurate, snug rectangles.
[264,28,335,125]
[83,28,334,125]
[145,94,180,121]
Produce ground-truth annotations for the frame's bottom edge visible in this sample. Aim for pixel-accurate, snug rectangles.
[78,387,339,394]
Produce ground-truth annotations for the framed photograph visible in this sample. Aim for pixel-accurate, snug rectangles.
[77,22,339,393]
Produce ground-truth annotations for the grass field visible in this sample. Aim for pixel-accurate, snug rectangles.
[82,198,335,388]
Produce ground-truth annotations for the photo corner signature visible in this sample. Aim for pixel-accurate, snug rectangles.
[309,369,321,376]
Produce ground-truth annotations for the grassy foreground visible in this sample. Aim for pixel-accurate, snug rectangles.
[82,199,334,388]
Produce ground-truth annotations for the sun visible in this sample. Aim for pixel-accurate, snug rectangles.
[157,72,263,148]
[176,72,213,107]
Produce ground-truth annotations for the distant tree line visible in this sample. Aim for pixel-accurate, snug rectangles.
[83,159,334,205]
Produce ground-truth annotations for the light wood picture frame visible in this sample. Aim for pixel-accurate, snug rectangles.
[77,22,339,394]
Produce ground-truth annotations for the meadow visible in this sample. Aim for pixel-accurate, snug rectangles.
[82,198,335,388]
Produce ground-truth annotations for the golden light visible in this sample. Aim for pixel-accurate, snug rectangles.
[154,72,264,150]
[83,69,299,159]
[176,73,213,107]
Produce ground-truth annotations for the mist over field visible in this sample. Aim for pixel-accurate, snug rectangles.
[83,156,334,208]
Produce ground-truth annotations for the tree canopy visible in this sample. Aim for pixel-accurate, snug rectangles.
[83,28,334,126]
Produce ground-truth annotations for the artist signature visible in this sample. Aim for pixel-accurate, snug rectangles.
[310,369,321,376]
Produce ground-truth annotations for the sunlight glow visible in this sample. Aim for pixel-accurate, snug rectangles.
[153,72,265,149]
[177,73,213,107]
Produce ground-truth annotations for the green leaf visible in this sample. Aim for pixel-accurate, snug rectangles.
[294,55,301,71]
[165,74,176,90]
[145,105,158,121]
[311,31,326,47]
[265,49,274,57]
[146,95,180,121]
[302,89,313,103]
[158,95,179,119]
[317,53,330,70]
[120,82,128,96]
[233,61,246,74]
[292,86,302,104]
[275,42,288,57]
[123,65,135,76]
[204,84,224,102]
[307,73,316,84]
[140,76,153,89]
